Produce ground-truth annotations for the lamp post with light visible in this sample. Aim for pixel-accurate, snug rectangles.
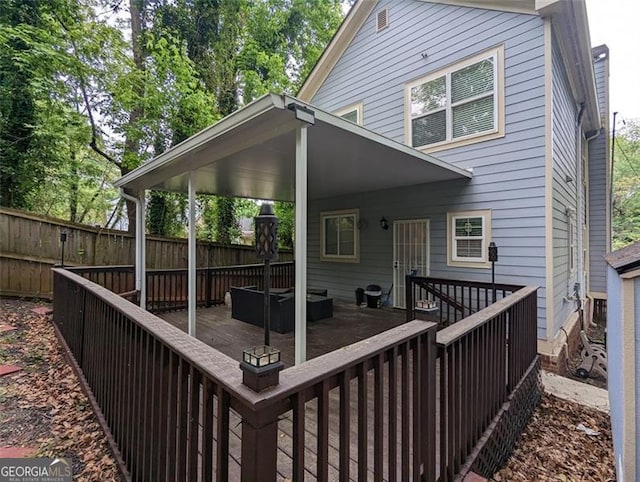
[254,203,279,346]
[489,242,498,303]
[60,230,68,267]
[240,204,283,392]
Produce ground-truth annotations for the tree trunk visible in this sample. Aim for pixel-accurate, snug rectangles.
[122,0,146,233]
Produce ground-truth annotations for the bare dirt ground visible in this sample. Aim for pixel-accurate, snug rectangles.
[0,298,122,481]
[1,298,615,481]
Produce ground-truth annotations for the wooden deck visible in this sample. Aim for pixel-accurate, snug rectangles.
[158,301,427,367]
[159,302,438,481]
[55,268,539,480]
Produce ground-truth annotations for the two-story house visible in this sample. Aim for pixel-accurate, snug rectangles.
[114,0,609,371]
[296,0,610,370]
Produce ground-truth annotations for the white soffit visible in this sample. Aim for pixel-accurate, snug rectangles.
[114,94,472,201]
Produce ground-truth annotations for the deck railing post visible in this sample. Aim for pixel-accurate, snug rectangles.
[406,275,414,321]
[240,408,279,482]
[205,267,212,307]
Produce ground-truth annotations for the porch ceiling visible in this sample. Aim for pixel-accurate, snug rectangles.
[114,93,472,200]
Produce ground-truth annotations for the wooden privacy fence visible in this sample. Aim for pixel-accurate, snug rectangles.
[0,207,292,298]
[52,267,540,481]
[67,262,295,312]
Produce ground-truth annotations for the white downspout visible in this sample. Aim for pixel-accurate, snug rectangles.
[188,171,197,337]
[120,189,146,309]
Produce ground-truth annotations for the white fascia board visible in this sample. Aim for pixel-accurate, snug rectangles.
[425,0,536,15]
[297,0,378,101]
[549,1,601,131]
[114,93,285,189]
[283,95,473,180]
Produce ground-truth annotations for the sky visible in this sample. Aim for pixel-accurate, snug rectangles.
[585,0,640,125]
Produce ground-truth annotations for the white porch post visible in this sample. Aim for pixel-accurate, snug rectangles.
[139,191,146,310]
[295,125,308,364]
[188,171,197,336]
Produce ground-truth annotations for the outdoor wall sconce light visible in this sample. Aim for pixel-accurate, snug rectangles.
[240,346,284,392]
[254,203,279,347]
[488,242,498,303]
[380,217,389,230]
[287,102,315,125]
[59,229,67,267]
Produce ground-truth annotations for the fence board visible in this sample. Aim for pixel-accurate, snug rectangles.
[0,207,292,298]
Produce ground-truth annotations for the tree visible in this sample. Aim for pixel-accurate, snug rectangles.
[612,119,640,249]
[0,0,348,239]
[274,201,294,249]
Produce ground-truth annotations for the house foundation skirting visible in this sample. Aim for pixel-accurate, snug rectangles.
[538,306,587,376]
[460,356,543,479]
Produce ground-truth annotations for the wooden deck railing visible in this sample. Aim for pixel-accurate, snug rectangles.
[435,286,539,480]
[53,267,439,481]
[68,262,295,313]
[406,275,523,326]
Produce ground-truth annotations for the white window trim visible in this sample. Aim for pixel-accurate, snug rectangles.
[404,45,505,153]
[334,102,364,125]
[320,209,360,263]
[447,210,492,268]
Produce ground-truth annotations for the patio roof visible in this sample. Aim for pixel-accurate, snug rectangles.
[114,93,472,200]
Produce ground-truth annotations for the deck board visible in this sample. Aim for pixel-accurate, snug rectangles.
[159,303,438,481]
[158,302,429,367]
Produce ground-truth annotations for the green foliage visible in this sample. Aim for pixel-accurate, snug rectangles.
[0,0,347,237]
[147,191,187,237]
[238,0,344,102]
[612,119,640,249]
[274,201,294,249]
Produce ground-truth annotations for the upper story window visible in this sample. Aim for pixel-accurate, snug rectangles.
[405,46,504,152]
[334,102,363,125]
[321,209,360,263]
[447,210,492,268]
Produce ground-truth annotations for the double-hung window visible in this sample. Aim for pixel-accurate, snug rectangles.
[321,209,360,262]
[447,210,491,267]
[406,46,504,151]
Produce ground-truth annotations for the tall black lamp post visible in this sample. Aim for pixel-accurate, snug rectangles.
[255,204,279,346]
[239,204,283,393]
[488,242,498,303]
[60,229,68,267]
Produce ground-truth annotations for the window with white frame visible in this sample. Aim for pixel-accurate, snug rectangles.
[334,102,363,125]
[447,210,491,267]
[406,46,504,150]
[321,209,360,262]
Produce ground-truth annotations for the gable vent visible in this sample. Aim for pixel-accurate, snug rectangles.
[376,8,389,32]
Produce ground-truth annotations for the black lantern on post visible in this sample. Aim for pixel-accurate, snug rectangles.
[488,242,498,303]
[60,229,68,267]
[254,204,279,346]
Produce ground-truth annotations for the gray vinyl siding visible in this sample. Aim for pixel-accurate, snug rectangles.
[636,277,640,471]
[606,266,624,479]
[309,0,548,338]
[550,31,579,336]
[588,54,609,293]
